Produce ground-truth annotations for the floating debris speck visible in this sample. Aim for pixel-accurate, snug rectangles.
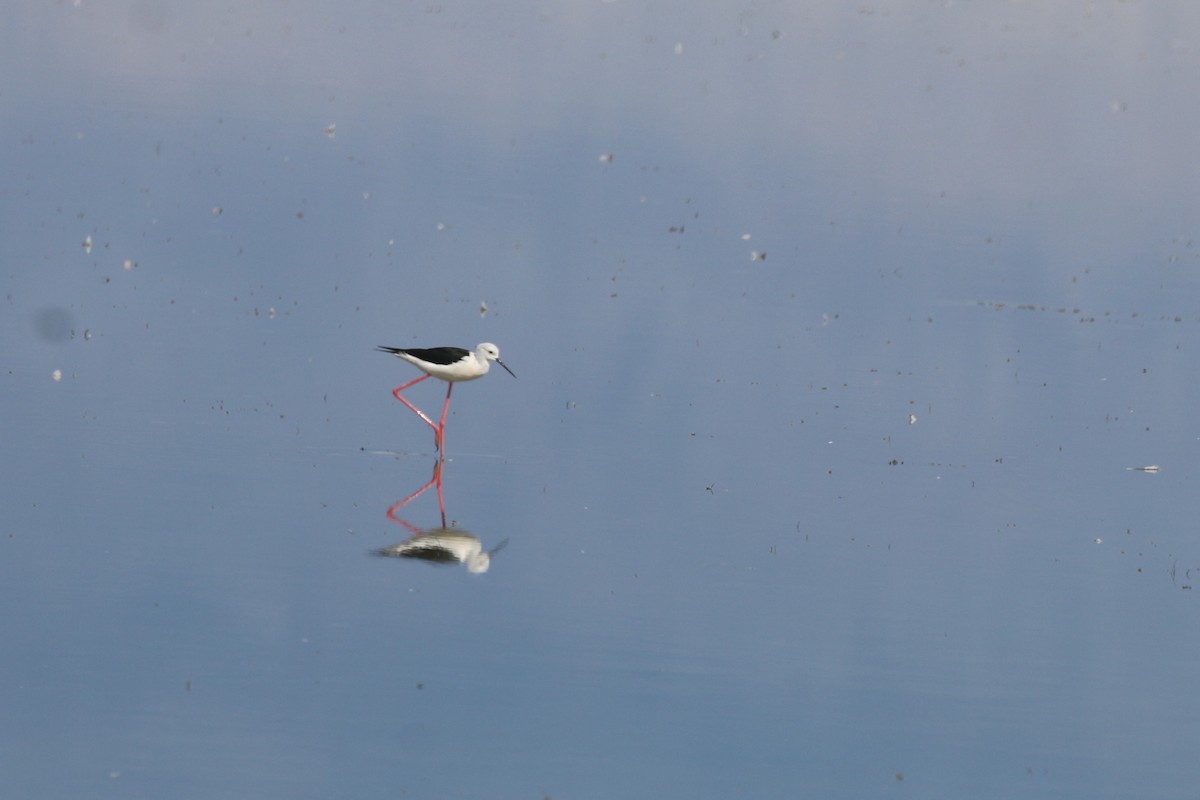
[751,251,767,261]
[123,259,135,271]
[52,369,62,382]
[1127,465,1160,473]
[324,123,337,138]
[212,206,223,216]
[741,233,752,241]
[673,42,684,55]
[82,235,92,254]
[480,300,488,318]
[908,414,917,425]
[598,153,613,163]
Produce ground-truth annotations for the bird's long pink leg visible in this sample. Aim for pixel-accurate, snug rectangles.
[434,383,454,455]
[391,374,440,431]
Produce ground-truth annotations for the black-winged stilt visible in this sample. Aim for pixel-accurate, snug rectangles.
[377,342,515,455]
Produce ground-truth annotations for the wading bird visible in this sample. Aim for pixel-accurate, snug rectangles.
[377,342,515,455]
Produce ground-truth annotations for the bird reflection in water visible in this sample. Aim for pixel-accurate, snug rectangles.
[376,459,507,574]
[376,529,506,574]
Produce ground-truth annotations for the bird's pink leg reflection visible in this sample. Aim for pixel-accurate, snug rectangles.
[385,459,446,529]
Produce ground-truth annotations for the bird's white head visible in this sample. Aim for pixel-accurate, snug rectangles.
[477,342,516,378]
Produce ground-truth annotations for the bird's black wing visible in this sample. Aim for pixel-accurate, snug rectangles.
[390,346,470,365]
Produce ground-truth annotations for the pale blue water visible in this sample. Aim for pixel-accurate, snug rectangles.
[4,3,1200,798]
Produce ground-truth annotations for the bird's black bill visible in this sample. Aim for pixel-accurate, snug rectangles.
[498,360,517,378]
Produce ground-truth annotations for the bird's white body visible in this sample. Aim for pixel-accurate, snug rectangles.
[377,342,515,382]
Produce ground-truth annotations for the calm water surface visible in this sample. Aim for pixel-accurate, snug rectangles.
[4,3,1200,798]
